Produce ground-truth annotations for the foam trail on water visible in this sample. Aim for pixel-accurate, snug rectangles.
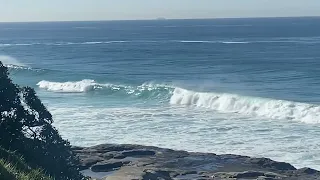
[170,88,320,124]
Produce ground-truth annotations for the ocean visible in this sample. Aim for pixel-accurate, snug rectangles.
[0,17,320,170]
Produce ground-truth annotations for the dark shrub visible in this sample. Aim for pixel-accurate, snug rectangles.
[0,61,85,179]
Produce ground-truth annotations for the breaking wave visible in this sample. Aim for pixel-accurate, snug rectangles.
[37,79,320,123]
[170,88,320,124]
[37,80,173,99]
[37,79,101,93]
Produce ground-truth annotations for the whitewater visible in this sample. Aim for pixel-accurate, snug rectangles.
[35,79,320,124]
[2,18,320,170]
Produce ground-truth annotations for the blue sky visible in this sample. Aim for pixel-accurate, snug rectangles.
[1,0,320,22]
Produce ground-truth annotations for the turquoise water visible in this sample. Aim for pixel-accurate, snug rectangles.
[1,17,320,169]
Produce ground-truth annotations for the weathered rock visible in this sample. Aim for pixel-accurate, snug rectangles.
[74,144,320,180]
[113,154,126,159]
[180,171,198,176]
[102,166,145,180]
[122,149,156,157]
[231,171,265,178]
[142,169,172,180]
[102,152,116,159]
[247,158,296,171]
[79,156,105,169]
[90,144,137,152]
[296,167,318,175]
[213,171,286,180]
[257,176,277,180]
[91,161,130,172]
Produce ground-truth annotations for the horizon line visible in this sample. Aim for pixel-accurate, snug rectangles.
[0,15,319,23]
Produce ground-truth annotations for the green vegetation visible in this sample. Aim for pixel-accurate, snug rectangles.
[0,61,85,179]
[0,147,52,180]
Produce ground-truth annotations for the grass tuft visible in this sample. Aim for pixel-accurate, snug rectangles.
[0,147,52,180]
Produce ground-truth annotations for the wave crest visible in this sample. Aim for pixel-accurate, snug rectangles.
[37,80,320,123]
[37,80,173,99]
[37,79,102,93]
[170,88,320,123]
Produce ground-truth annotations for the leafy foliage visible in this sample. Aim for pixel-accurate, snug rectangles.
[0,147,52,180]
[0,61,85,179]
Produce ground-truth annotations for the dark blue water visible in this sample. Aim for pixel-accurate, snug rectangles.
[1,17,320,169]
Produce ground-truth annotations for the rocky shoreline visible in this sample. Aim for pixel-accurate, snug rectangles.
[73,144,320,180]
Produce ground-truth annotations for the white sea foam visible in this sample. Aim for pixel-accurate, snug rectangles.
[36,80,123,93]
[37,80,173,96]
[221,41,250,44]
[0,41,128,47]
[50,105,320,170]
[77,41,127,45]
[170,88,320,123]
[177,40,213,43]
[176,40,250,44]
[0,43,37,47]
[81,41,104,45]
[37,79,101,93]
[37,79,320,123]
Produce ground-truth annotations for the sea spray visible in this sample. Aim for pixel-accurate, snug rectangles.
[0,55,25,67]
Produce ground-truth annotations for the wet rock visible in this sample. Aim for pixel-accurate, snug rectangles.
[113,154,126,159]
[296,167,318,175]
[180,171,198,176]
[101,152,116,159]
[214,171,286,180]
[74,144,320,180]
[230,171,265,178]
[247,158,296,170]
[122,149,156,157]
[71,146,84,151]
[91,161,130,172]
[79,156,105,169]
[257,176,277,180]
[91,144,135,152]
[142,169,173,180]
